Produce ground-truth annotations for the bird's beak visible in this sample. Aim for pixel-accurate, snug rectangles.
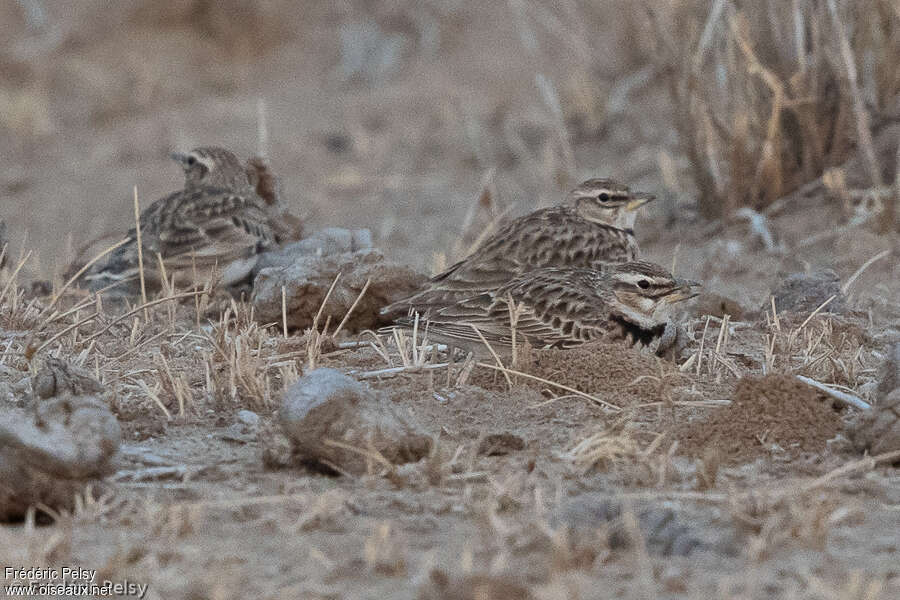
[668,279,702,303]
[625,192,656,211]
[169,151,190,165]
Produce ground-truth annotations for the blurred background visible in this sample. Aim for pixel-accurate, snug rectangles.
[1,0,897,307]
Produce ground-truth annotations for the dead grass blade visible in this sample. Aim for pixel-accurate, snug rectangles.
[0,250,32,307]
[40,237,130,320]
[132,186,148,319]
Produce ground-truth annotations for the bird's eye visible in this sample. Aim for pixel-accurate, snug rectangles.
[598,192,610,201]
[186,156,197,166]
[637,279,650,289]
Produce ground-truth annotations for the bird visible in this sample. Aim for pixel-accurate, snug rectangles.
[170,146,303,243]
[380,178,655,317]
[84,147,278,294]
[393,261,699,355]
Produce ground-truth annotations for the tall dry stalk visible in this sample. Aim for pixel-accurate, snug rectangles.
[642,0,899,219]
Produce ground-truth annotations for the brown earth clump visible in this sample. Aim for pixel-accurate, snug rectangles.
[676,374,842,464]
[469,341,669,407]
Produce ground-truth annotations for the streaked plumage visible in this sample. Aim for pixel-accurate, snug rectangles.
[381,178,654,316]
[394,262,698,354]
[172,147,303,243]
[85,147,278,293]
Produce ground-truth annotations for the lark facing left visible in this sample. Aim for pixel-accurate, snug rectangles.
[394,261,699,354]
[85,147,278,294]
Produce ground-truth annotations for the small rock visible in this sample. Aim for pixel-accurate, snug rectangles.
[875,343,900,400]
[221,410,262,443]
[477,432,524,456]
[766,269,846,315]
[254,227,374,273]
[253,249,426,332]
[259,419,293,469]
[851,344,900,458]
[32,357,105,400]
[278,368,431,475]
[0,395,121,520]
[236,409,260,428]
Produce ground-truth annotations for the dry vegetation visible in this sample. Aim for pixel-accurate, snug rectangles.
[1,1,899,599]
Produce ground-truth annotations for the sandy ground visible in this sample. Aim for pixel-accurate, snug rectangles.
[1,2,900,599]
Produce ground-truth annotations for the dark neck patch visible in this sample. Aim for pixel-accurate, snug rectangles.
[610,315,665,346]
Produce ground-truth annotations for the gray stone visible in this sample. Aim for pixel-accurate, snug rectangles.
[221,410,261,443]
[766,269,846,315]
[252,248,426,332]
[32,357,104,400]
[278,368,431,475]
[236,409,260,428]
[0,395,121,520]
[254,227,374,273]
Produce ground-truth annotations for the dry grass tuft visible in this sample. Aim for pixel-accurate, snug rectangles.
[641,0,899,219]
[762,301,875,391]
[564,416,676,485]
[203,300,277,411]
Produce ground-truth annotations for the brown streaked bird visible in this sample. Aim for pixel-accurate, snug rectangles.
[171,146,304,243]
[381,178,655,316]
[394,261,699,354]
[84,148,277,294]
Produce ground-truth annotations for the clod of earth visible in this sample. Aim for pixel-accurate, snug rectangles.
[33,357,105,399]
[278,368,431,475]
[765,269,846,315]
[852,343,900,457]
[0,395,121,520]
[476,432,525,456]
[0,359,120,520]
[676,374,843,464]
[253,248,426,332]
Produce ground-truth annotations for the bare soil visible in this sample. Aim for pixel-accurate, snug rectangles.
[2,3,900,599]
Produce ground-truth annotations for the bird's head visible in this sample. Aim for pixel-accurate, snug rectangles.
[568,178,655,229]
[170,146,250,191]
[606,261,700,327]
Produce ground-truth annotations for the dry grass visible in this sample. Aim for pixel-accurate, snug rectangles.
[641,0,899,219]
[563,416,677,486]
[762,300,876,393]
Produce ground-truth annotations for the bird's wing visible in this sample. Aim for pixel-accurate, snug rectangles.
[84,187,276,291]
[156,187,276,269]
[381,208,637,316]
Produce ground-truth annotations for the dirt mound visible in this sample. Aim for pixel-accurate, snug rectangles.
[675,374,842,464]
[469,342,666,406]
